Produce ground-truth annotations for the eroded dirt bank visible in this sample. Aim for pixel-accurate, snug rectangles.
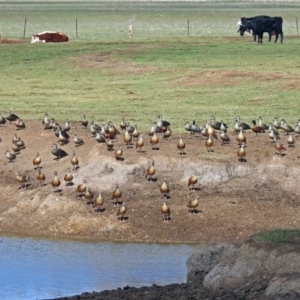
[1,120,300,244]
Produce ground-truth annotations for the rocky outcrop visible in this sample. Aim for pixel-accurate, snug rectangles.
[187,239,300,299]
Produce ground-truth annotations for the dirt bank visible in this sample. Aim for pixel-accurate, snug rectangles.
[0,119,300,244]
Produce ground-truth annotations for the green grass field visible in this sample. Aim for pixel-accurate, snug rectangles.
[1,2,300,132]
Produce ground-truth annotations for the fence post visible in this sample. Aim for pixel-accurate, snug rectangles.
[23,18,27,39]
[187,19,189,37]
[76,18,78,40]
[296,17,298,36]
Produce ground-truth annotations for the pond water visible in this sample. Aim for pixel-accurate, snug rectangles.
[0,236,197,300]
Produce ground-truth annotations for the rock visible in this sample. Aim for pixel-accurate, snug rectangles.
[203,239,300,292]
[186,242,238,283]
[265,273,300,299]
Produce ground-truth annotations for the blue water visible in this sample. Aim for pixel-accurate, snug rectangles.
[0,236,197,300]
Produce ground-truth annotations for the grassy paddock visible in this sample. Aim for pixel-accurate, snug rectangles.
[0,2,300,40]
[0,2,300,131]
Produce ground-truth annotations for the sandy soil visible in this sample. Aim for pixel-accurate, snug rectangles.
[0,117,300,245]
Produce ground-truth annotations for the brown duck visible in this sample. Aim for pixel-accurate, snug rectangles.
[188,175,198,191]
[36,167,46,187]
[51,171,61,193]
[64,168,73,186]
[117,203,127,221]
[33,152,42,169]
[177,135,185,155]
[112,184,122,206]
[146,160,156,182]
[187,198,199,213]
[161,201,171,222]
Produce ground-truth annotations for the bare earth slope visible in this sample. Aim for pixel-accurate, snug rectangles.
[0,119,299,245]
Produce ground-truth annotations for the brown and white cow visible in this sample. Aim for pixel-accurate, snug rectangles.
[31,31,69,43]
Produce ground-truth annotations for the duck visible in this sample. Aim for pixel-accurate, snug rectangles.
[205,135,214,152]
[33,152,42,169]
[84,187,94,205]
[15,172,29,190]
[160,178,169,200]
[90,121,101,136]
[146,160,155,182]
[6,110,19,124]
[274,137,286,156]
[107,121,119,136]
[281,120,294,135]
[136,134,144,154]
[115,145,123,160]
[207,123,217,139]
[131,125,139,141]
[81,114,88,128]
[157,115,170,131]
[148,123,157,136]
[268,124,279,136]
[269,129,280,142]
[106,138,114,151]
[237,128,246,145]
[188,175,198,191]
[185,121,192,133]
[201,126,209,139]
[95,132,106,143]
[251,120,263,136]
[287,133,295,148]
[294,123,300,136]
[12,141,21,154]
[119,117,127,131]
[150,133,159,150]
[12,134,18,144]
[44,118,54,131]
[73,135,84,147]
[257,116,268,132]
[187,198,199,213]
[220,130,230,145]
[16,137,25,149]
[71,151,79,171]
[125,123,135,134]
[42,113,49,125]
[220,120,228,133]
[0,113,7,126]
[57,130,70,145]
[64,168,73,186]
[177,135,185,155]
[36,167,46,187]
[15,119,26,131]
[93,191,104,213]
[210,116,222,130]
[5,150,16,162]
[117,203,127,221]
[51,171,61,193]
[237,142,246,162]
[63,119,71,132]
[191,120,202,136]
[235,116,250,132]
[273,117,282,131]
[161,201,171,222]
[76,179,87,199]
[51,143,67,160]
[163,126,172,140]
[124,129,133,147]
[112,184,122,207]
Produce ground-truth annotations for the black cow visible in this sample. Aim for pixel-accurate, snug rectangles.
[237,16,272,42]
[244,17,283,43]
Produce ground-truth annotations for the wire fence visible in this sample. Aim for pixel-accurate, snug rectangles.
[0,2,300,41]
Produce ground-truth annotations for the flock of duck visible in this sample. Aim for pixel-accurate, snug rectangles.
[0,110,299,223]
